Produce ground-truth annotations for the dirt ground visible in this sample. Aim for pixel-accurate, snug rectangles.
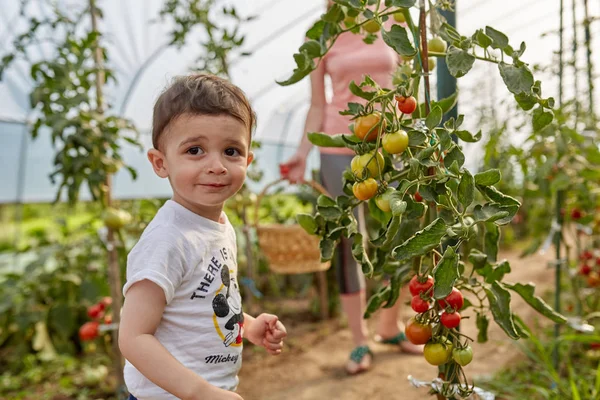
[236,248,556,400]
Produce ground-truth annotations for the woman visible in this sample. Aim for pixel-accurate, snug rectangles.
[280,1,422,375]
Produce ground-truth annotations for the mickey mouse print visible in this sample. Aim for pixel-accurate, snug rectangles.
[190,246,244,349]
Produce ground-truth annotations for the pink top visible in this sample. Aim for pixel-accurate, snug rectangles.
[320,29,398,154]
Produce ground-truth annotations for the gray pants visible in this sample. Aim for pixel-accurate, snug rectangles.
[320,153,366,294]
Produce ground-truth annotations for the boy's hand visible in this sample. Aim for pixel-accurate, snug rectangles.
[245,313,287,355]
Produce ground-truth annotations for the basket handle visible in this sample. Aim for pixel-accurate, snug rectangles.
[253,179,330,228]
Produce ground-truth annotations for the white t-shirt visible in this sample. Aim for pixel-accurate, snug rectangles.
[122,200,244,399]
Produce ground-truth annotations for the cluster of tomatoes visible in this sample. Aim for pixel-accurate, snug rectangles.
[79,297,113,341]
[404,274,474,367]
[349,95,417,205]
[579,248,600,288]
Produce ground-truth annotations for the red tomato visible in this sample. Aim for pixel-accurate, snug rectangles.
[414,192,423,202]
[411,296,431,313]
[396,95,417,114]
[79,321,100,341]
[440,311,461,329]
[87,304,104,319]
[409,275,434,296]
[437,288,464,311]
[405,317,433,345]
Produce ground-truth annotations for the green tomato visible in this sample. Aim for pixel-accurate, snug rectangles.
[363,19,380,33]
[428,37,447,53]
[375,187,395,212]
[393,10,406,23]
[452,346,473,366]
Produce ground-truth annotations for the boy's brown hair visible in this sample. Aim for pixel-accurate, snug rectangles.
[152,74,256,150]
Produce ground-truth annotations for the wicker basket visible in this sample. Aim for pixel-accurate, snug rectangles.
[254,179,331,275]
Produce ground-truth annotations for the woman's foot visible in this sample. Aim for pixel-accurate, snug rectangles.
[345,345,373,375]
[374,331,424,355]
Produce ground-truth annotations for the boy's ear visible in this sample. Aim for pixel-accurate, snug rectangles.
[147,149,169,178]
[246,151,254,166]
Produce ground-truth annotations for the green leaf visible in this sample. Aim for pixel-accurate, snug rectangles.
[439,22,462,44]
[364,291,385,319]
[389,192,407,216]
[473,203,509,223]
[425,106,443,130]
[514,92,537,111]
[349,80,375,100]
[387,0,417,7]
[277,51,315,86]
[307,132,346,147]
[297,214,318,234]
[532,106,554,131]
[454,129,482,143]
[477,185,520,207]
[317,195,337,207]
[413,91,459,119]
[458,169,474,208]
[368,198,392,225]
[48,304,76,339]
[485,26,509,50]
[323,4,345,23]
[445,146,465,168]
[408,130,427,145]
[381,215,402,249]
[320,239,335,261]
[484,282,521,340]
[475,29,492,48]
[432,246,460,299]
[403,196,427,219]
[504,282,567,324]
[484,222,499,262]
[468,248,488,269]
[299,40,324,58]
[477,260,511,284]
[446,46,475,78]
[317,206,342,220]
[476,313,489,343]
[393,218,447,261]
[498,62,534,95]
[382,25,416,56]
[475,169,501,186]
[352,233,374,276]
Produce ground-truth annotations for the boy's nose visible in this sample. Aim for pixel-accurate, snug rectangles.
[207,159,227,175]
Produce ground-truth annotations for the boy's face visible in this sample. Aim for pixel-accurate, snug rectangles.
[148,114,253,221]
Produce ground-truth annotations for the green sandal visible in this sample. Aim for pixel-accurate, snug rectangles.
[375,332,423,354]
[375,332,407,345]
[347,345,373,375]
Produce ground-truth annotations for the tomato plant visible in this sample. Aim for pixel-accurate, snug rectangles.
[280,1,567,397]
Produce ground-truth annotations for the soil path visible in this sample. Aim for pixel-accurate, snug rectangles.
[237,249,556,400]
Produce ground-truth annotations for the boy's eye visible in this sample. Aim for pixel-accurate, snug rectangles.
[225,148,241,157]
[187,146,203,155]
